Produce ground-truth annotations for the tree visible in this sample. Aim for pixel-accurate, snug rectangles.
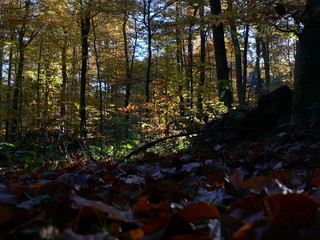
[79,0,92,138]
[294,0,320,123]
[11,0,38,139]
[209,0,233,109]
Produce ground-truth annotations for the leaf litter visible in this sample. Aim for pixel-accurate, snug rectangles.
[1,127,320,239]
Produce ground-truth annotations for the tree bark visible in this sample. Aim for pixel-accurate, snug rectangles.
[294,0,320,123]
[209,0,233,108]
[80,4,91,138]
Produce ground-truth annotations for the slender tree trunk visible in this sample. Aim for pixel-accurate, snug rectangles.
[123,14,131,120]
[12,33,26,139]
[80,7,91,138]
[227,0,243,105]
[187,8,197,111]
[61,37,68,121]
[143,0,155,107]
[255,36,263,96]
[92,19,104,134]
[209,0,232,108]
[262,39,270,91]
[5,32,14,140]
[242,24,249,104]
[197,0,206,116]
[175,5,184,116]
[36,38,43,128]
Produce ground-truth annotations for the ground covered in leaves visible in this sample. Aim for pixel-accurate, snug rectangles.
[1,124,320,240]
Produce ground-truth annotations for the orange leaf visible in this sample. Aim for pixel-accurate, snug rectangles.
[141,212,171,233]
[265,193,320,226]
[122,228,145,240]
[170,234,212,240]
[177,201,220,222]
[133,195,170,219]
[241,176,270,192]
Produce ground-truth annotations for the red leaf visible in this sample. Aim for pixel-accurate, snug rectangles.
[265,193,320,226]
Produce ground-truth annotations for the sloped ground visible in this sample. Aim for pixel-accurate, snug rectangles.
[1,122,320,240]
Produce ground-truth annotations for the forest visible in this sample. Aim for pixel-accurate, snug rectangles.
[1,0,320,239]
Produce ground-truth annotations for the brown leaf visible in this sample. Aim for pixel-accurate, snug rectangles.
[241,176,270,192]
[177,201,220,222]
[0,205,14,224]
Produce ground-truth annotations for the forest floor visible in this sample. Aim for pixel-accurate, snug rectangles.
[1,116,320,240]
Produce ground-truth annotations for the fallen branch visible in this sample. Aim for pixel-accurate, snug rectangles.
[124,130,215,159]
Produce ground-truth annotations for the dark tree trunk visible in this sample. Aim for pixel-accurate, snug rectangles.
[294,0,320,123]
[36,38,44,128]
[144,0,152,104]
[175,5,185,116]
[92,19,104,134]
[80,8,91,138]
[209,0,233,108]
[123,15,131,120]
[242,24,249,104]
[5,32,14,141]
[255,36,263,96]
[229,24,243,105]
[61,37,68,121]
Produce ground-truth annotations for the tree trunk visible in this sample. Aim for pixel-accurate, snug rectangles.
[261,39,270,91]
[36,38,43,128]
[80,7,91,138]
[5,32,14,141]
[294,0,320,123]
[12,32,26,139]
[209,0,233,108]
[229,24,243,105]
[227,0,243,106]
[144,0,152,104]
[242,24,249,104]
[255,36,263,97]
[187,8,197,111]
[197,0,206,117]
[175,5,185,117]
[61,36,68,122]
[0,36,3,139]
[92,19,104,134]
